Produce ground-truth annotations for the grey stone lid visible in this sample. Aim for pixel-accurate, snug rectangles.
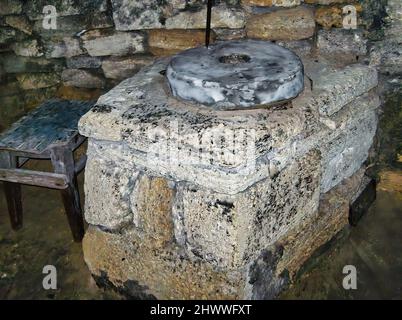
[166,40,304,109]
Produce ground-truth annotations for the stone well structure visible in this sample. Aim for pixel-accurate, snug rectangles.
[78,38,379,299]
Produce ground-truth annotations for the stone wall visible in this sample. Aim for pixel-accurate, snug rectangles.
[0,0,391,131]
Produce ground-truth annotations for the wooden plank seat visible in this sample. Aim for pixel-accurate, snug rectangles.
[0,99,94,242]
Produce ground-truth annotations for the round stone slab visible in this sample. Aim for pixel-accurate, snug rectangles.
[166,40,304,109]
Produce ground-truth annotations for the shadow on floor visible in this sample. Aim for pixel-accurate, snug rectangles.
[0,159,120,300]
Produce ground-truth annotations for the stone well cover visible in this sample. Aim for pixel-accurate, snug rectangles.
[166,40,305,109]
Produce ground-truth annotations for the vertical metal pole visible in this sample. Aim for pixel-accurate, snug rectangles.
[205,0,213,48]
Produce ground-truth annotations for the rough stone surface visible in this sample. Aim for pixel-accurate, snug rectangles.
[167,40,304,108]
[0,27,16,43]
[66,56,102,69]
[0,0,22,16]
[0,53,65,73]
[12,39,43,57]
[61,69,105,89]
[242,0,301,7]
[318,92,380,192]
[173,149,320,269]
[56,85,103,101]
[304,0,348,4]
[16,73,60,90]
[166,5,246,29]
[44,38,83,58]
[24,0,108,20]
[214,28,246,41]
[149,29,216,57]
[102,56,154,80]
[246,6,315,41]
[317,29,368,56]
[32,14,113,41]
[312,64,378,116]
[314,4,362,29]
[370,41,402,76]
[131,175,175,247]
[83,30,145,57]
[83,225,244,299]
[4,15,32,35]
[112,0,167,30]
[84,154,139,230]
[277,167,366,278]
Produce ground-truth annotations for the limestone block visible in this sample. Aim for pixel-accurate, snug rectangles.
[44,37,84,58]
[312,64,378,116]
[61,69,105,89]
[320,112,378,193]
[112,0,167,30]
[370,40,402,76]
[66,56,102,69]
[102,56,154,80]
[83,226,244,299]
[317,29,367,56]
[4,15,33,35]
[0,53,64,73]
[130,175,175,247]
[56,85,103,101]
[246,6,315,41]
[16,73,60,90]
[24,86,58,110]
[277,167,366,278]
[214,28,246,41]
[242,0,301,7]
[173,150,321,269]
[0,81,20,97]
[304,0,348,4]
[0,27,15,43]
[33,15,112,40]
[0,0,22,16]
[83,30,145,57]
[166,5,245,29]
[297,91,380,193]
[276,40,313,57]
[148,29,216,57]
[84,153,139,230]
[12,39,43,57]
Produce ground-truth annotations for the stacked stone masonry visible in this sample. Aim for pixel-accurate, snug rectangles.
[79,51,380,298]
[1,0,399,299]
[1,0,394,131]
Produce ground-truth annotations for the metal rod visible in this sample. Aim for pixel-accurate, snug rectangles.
[205,0,213,48]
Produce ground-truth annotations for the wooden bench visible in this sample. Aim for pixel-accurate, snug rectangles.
[0,99,94,242]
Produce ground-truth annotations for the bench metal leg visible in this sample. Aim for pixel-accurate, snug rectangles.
[0,152,23,230]
[51,147,84,242]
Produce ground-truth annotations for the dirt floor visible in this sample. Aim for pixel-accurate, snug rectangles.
[0,159,120,300]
